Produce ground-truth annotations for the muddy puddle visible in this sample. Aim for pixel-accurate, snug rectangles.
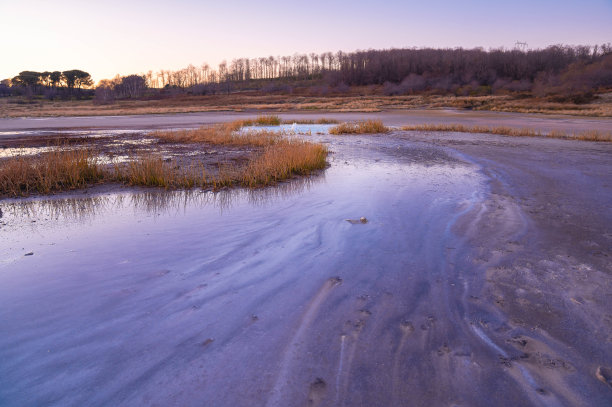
[1,128,611,406]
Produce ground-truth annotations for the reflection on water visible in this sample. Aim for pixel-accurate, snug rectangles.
[0,174,324,225]
[0,128,148,138]
[0,146,58,158]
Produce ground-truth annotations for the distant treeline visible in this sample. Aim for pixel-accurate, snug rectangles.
[0,70,93,99]
[3,45,612,103]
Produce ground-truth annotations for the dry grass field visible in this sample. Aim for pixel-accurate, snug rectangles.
[2,94,611,118]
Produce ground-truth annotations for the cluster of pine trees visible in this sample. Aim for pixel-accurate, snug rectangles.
[0,70,93,99]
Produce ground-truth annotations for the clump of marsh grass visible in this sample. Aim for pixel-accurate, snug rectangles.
[235,115,282,127]
[116,156,199,189]
[0,149,105,197]
[329,120,389,134]
[400,123,612,142]
[241,141,328,187]
[251,115,281,126]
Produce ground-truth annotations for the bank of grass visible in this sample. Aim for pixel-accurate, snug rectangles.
[116,140,327,190]
[329,120,389,134]
[153,121,282,146]
[0,120,328,197]
[401,124,612,142]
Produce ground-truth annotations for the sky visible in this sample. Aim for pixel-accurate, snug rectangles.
[1,0,611,83]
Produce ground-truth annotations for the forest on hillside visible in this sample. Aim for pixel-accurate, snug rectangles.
[3,45,611,104]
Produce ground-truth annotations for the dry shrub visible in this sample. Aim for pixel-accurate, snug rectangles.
[329,120,389,134]
[0,149,105,197]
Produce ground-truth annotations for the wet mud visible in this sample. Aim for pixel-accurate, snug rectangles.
[0,125,611,406]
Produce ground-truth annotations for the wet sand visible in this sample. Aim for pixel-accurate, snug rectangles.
[0,125,611,406]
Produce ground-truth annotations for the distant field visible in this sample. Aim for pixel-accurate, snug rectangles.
[1,94,611,118]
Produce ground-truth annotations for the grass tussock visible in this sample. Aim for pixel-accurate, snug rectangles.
[329,120,389,134]
[0,149,105,197]
[239,115,282,126]
[241,141,328,187]
[401,124,612,142]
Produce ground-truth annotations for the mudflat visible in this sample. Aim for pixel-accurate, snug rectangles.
[2,109,612,135]
[0,117,611,406]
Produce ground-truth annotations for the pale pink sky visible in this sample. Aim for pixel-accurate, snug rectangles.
[1,0,610,82]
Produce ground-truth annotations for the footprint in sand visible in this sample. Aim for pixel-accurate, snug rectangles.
[307,377,327,406]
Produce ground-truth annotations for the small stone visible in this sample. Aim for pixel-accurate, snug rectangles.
[24,252,34,256]
[596,366,612,387]
[345,217,369,224]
